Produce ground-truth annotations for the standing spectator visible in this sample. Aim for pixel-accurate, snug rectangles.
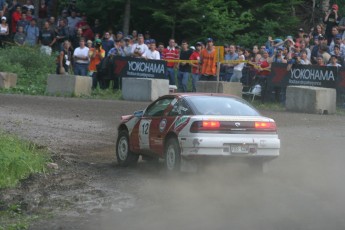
[16,12,29,32]
[252,45,261,63]
[101,31,114,56]
[256,49,271,103]
[145,39,160,60]
[91,19,103,36]
[144,30,150,43]
[71,27,83,50]
[86,40,93,48]
[56,40,72,74]
[108,39,125,57]
[189,42,202,92]
[177,40,193,92]
[131,33,148,57]
[299,50,311,65]
[0,16,9,47]
[67,10,80,37]
[48,16,57,31]
[115,31,123,41]
[6,0,19,32]
[88,38,105,89]
[300,40,311,60]
[319,43,331,64]
[13,25,25,46]
[11,5,21,34]
[330,44,344,66]
[316,56,325,66]
[310,36,319,64]
[131,30,138,44]
[162,38,179,85]
[75,13,93,41]
[200,37,217,80]
[73,37,89,76]
[24,18,39,46]
[230,47,245,82]
[23,0,34,14]
[327,54,342,67]
[39,21,55,55]
[55,19,69,50]
[123,36,132,56]
[38,1,48,21]
[26,9,33,21]
[157,42,164,57]
[295,28,305,44]
[0,0,7,18]
[223,44,238,81]
[324,4,340,45]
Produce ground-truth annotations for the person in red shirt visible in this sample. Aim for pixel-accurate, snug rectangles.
[162,38,179,85]
[189,42,202,92]
[11,5,21,34]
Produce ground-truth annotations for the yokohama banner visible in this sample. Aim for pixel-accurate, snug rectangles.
[269,63,345,89]
[112,56,167,79]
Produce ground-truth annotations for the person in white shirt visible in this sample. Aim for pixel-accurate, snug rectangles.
[145,39,160,60]
[73,37,89,76]
[131,33,148,58]
[327,55,342,67]
[230,47,245,82]
[299,50,311,65]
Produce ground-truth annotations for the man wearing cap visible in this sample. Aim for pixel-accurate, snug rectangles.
[145,39,160,60]
[162,38,179,85]
[200,38,217,80]
[327,54,342,67]
[39,21,56,55]
[295,28,305,44]
[329,31,345,55]
[88,38,105,89]
[330,44,344,66]
[324,4,340,45]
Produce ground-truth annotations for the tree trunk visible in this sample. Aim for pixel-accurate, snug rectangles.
[122,0,131,36]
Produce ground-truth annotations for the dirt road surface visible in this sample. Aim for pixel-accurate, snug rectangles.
[1,94,345,230]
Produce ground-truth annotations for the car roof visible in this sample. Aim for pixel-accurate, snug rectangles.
[162,93,240,99]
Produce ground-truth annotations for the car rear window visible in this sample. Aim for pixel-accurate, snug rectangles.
[186,96,260,116]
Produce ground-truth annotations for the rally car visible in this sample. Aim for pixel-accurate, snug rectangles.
[116,93,280,171]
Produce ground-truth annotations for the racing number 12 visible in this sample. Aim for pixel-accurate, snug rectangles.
[142,123,149,134]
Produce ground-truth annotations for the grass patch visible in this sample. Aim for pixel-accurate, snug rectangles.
[0,131,49,189]
[0,202,39,230]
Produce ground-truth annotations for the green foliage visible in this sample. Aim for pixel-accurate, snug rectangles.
[0,46,55,95]
[0,131,49,188]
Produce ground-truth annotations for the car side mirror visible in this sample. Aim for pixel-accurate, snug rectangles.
[133,110,144,117]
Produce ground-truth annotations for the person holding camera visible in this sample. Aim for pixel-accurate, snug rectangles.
[324,4,340,45]
[88,39,105,89]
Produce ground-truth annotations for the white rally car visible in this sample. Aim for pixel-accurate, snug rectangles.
[116,93,280,171]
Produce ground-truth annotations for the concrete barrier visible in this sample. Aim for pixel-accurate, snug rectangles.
[0,72,17,89]
[46,74,92,96]
[286,86,336,114]
[218,82,243,97]
[122,78,169,101]
[197,81,243,97]
[196,81,218,93]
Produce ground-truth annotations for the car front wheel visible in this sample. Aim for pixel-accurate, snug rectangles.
[164,138,181,172]
[116,130,139,166]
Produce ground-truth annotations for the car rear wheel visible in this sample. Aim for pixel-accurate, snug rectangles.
[116,130,139,167]
[164,138,181,172]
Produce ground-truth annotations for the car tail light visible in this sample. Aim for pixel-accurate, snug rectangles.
[254,121,277,131]
[190,121,220,133]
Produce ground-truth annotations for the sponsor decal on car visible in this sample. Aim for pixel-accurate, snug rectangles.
[174,116,188,129]
[159,119,167,132]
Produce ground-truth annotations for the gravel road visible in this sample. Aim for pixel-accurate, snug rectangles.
[1,94,345,230]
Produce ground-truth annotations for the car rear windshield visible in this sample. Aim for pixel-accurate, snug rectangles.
[186,96,260,116]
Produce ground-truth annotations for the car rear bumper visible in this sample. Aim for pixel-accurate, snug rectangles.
[179,134,280,157]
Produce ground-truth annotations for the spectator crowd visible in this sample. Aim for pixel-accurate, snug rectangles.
[0,1,344,103]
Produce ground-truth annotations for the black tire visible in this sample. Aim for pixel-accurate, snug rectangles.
[116,130,139,167]
[164,138,181,172]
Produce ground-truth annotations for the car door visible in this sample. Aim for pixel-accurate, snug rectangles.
[138,97,175,153]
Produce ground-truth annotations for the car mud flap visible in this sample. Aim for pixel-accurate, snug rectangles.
[180,156,198,172]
